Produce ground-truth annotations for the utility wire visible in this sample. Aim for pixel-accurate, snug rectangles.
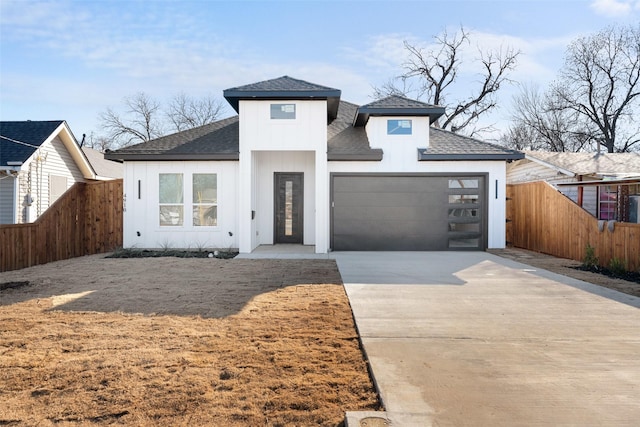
[0,134,42,149]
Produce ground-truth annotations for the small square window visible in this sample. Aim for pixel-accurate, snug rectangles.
[271,103,296,119]
[387,119,412,135]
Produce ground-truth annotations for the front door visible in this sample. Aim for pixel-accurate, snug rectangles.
[274,173,303,244]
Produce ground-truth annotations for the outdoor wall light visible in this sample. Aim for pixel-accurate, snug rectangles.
[136,231,141,236]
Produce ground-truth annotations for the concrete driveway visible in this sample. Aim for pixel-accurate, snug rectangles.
[332,252,640,426]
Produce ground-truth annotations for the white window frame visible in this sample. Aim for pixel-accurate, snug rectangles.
[192,173,218,227]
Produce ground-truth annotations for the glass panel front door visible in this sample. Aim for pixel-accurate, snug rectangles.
[274,173,303,244]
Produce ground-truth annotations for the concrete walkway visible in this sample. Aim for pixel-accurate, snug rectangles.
[332,252,640,427]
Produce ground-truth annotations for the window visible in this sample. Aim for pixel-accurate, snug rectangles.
[598,185,617,220]
[159,173,184,226]
[447,176,482,248]
[271,103,296,119]
[192,174,217,226]
[387,119,412,135]
[449,179,479,189]
[49,175,68,204]
[448,194,479,204]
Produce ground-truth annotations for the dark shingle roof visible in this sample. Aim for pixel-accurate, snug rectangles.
[354,95,445,126]
[419,127,524,161]
[225,75,339,93]
[0,120,64,166]
[105,76,523,163]
[328,101,382,161]
[360,95,440,110]
[105,116,239,161]
[223,76,342,120]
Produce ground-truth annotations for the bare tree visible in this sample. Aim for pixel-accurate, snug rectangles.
[375,27,520,136]
[551,24,640,153]
[166,93,225,132]
[100,92,165,147]
[99,92,226,148]
[502,85,594,152]
[499,122,544,152]
[84,132,114,152]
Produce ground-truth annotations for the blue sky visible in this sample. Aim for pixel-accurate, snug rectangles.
[1,0,638,142]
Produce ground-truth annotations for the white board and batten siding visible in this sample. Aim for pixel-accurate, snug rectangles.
[238,100,328,252]
[123,161,239,250]
[253,151,316,246]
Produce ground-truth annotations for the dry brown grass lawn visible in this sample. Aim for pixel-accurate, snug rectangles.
[0,256,380,426]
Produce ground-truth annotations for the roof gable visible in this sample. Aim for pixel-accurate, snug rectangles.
[1,120,95,179]
[223,76,342,120]
[354,95,445,126]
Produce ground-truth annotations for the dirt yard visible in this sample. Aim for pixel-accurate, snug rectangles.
[0,256,380,426]
[490,247,640,297]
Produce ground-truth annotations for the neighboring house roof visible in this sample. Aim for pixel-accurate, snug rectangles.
[0,120,96,179]
[353,95,445,126]
[419,127,524,161]
[523,151,640,178]
[223,76,342,120]
[82,147,123,179]
[1,120,63,166]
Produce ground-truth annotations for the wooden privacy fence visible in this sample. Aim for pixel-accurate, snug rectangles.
[1,179,123,272]
[507,181,640,272]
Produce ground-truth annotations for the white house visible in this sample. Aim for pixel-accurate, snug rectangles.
[105,76,523,253]
[0,120,96,224]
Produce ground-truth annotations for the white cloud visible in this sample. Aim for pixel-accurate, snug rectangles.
[590,0,637,17]
[340,33,424,72]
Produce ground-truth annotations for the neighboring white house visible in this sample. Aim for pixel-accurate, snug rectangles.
[0,121,97,224]
[507,151,640,222]
[105,76,523,253]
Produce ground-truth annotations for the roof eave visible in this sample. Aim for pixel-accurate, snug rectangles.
[557,177,640,186]
[223,89,342,119]
[353,107,446,127]
[419,151,525,161]
[104,153,240,162]
[524,153,576,177]
[327,150,384,161]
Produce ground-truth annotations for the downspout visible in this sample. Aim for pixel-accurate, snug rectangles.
[13,173,18,224]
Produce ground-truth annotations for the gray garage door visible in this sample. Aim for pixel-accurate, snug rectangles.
[331,174,487,251]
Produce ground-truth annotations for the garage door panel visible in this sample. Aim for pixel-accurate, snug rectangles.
[335,205,444,222]
[335,226,449,251]
[334,176,447,193]
[334,192,446,208]
[332,174,486,251]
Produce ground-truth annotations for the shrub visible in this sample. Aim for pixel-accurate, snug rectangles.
[582,243,599,269]
[608,257,627,277]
